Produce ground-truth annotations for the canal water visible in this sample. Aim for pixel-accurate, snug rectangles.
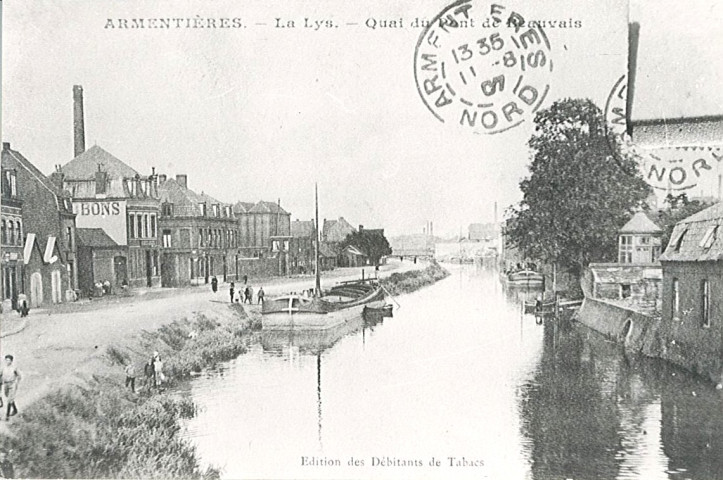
[183,264,723,480]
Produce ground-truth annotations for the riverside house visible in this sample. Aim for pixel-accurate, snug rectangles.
[586,211,663,313]
[2,142,77,309]
[659,202,723,384]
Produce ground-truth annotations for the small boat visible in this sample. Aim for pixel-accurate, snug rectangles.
[523,298,557,315]
[503,270,545,288]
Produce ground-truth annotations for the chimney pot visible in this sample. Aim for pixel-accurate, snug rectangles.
[176,174,188,188]
[2,142,9,150]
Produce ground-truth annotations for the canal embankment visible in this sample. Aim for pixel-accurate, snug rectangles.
[0,260,449,478]
[575,297,662,356]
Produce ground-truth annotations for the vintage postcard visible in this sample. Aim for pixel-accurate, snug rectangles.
[1,0,722,479]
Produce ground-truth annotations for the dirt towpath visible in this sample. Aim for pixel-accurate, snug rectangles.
[0,260,422,418]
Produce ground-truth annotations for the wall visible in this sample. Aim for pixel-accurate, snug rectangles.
[659,261,723,384]
[576,297,662,356]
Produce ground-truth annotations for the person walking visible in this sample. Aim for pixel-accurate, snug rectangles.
[244,286,251,304]
[243,274,248,285]
[1,355,22,420]
[248,285,255,304]
[124,361,136,393]
[257,287,265,304]
[229,282,235,303]
[211,276,218,293]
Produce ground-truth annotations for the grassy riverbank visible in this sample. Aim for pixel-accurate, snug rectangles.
[0,261,441,477]
[380,260,450,295]
[0,305,254,478]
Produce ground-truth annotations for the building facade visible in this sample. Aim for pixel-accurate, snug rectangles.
[618,211,663,264]
[158,174,238,286]
[659,202,723,384]
[2,143,77,309]
[59,145,161,290]
[290,219,316,274]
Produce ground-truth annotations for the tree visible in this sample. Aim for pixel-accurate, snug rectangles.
[340,230,392,266]
[504,98,652,274]
[656,193,713,248]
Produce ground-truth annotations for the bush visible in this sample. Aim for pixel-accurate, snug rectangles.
[0,377,216,478]
[381,261,450,295]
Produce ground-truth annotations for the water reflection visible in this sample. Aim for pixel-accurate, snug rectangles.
[519,316,723,480]
[185,265,723,480]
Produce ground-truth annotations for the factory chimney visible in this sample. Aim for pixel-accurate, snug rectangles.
[73,85,86,157]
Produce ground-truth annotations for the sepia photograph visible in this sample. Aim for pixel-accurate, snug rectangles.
[0,0,722,478]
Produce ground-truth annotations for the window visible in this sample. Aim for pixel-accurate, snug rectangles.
[162,230,172,248]
[4,170,17,197]
[8,222,14,245]
[621,284,631,299]
[198,229,204,247]
[639,236,650,245]
[199,203,207,216]
[672,278,680,318]
[137,215,143,239]
[66,226,73,249]
[1,220,6,244]
[162,203,173,216]
[129,214,136,238]
[16,221,22,246]
[699,226,718,249]
[151,214,157,238]
[143,214,149,238]
[619,235,633,263]
[671,228,688,252]
[701,280,710,327]
[212,204,219,217]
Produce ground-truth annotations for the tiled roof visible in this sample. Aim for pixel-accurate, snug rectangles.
[323,217,356,242]
[249,200,289,215]
[233,201,256,214]
[619,212,662,234]
[660,202,723,262]
[76,228,119,248]
[2,146,69,213]
[159,178,231,217]
[61,145,139,180]
[291,220,315,237]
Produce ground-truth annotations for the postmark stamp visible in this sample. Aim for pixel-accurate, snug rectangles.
[414,0,553,134]
[604,73,723,192]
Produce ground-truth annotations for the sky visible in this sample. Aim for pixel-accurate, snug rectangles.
[2,0,715,238]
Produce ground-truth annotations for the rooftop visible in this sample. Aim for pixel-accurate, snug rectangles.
[659,202,723,262]
[60,145,139,180]
[619,211,662,234]
[76,228,119,248]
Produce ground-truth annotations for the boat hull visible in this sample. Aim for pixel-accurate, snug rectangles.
[262,302,368,330]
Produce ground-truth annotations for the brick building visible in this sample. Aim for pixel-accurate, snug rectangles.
[234,200,291,276]
[290,219,316,274]
[58,145,161,291]
[659,202,723,384]
[157,174,238,286]
[1,143,77,309]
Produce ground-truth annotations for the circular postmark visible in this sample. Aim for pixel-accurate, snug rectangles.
[604,74,723,192]
[414,0,554,134]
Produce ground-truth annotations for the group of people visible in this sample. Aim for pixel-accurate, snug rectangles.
[504,261,538,274]
[123,351,166,394]
[229,283,264,304]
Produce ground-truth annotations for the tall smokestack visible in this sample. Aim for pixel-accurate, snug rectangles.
[73,85,86,157]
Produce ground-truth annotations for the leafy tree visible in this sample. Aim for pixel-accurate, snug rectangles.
[656,193,713,248]
[340,230,392,266]
[504,98,652,274]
